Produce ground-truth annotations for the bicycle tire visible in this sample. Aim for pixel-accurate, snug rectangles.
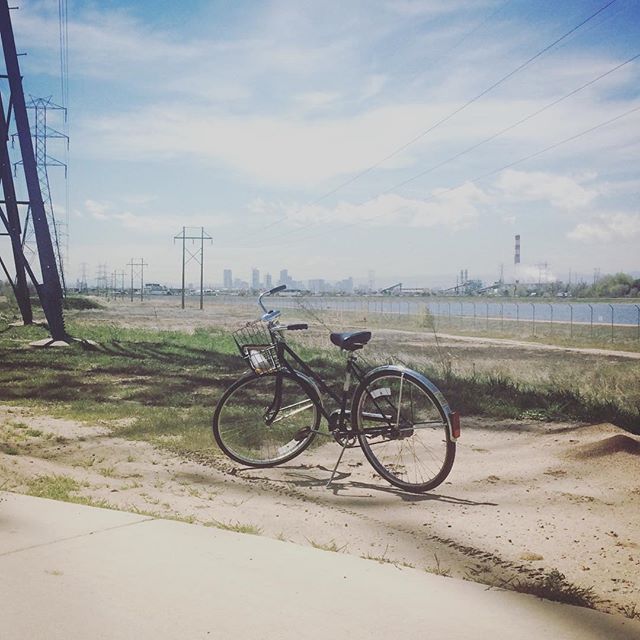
[352,367,455,493]
[213,370,320,467]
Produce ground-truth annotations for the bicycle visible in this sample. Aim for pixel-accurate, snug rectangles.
[212,285,460,493]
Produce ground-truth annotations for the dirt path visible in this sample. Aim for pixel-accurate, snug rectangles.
[404,331,640,360]
[2,404,639,619]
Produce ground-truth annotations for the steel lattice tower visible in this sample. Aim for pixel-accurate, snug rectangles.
[18,96,68,294]
[0,0,66,340]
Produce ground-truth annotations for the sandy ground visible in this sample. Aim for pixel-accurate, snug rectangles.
[2,298,639,621]
[1,404,639,620]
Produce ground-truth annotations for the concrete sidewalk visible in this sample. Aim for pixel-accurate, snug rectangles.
[1,492,639,640]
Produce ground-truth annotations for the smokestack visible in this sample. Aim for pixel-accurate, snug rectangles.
[514,235,521,265]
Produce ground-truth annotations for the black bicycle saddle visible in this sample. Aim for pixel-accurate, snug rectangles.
[329,331,372,351]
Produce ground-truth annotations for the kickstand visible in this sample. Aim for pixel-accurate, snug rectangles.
[326,441,348,488]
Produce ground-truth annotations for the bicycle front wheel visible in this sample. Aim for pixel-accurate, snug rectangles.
[353,368,455,493]
[213,371,320,467]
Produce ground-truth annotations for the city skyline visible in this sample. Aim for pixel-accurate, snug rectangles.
[72,257,631,295]
[2,1,638,288]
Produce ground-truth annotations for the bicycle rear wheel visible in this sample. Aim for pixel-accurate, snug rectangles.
[213,370,319,467]
[353,368,455,493]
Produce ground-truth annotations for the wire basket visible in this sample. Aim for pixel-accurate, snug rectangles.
[233,320,281,375]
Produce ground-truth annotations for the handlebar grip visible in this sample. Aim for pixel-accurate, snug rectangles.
[269,284,286,294]
[287,323,308,331]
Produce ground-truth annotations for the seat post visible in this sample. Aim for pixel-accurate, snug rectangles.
[327,351,358,490]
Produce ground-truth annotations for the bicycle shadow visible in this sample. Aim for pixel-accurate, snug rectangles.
[234,464,496,506]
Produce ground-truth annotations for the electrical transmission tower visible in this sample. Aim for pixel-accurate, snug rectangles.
[0,1,66,340]
[127,258,147,302]
[174,227,212,310]
[16,96,69,293]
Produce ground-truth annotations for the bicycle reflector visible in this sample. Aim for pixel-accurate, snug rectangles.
[449,411,461,439]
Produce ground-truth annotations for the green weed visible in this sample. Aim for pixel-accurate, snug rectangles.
[208,520,263,535]
[308,539,347,553]
[508,569,597,608]
[27,475,82,501]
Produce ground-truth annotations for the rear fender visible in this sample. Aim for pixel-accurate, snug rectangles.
[361,365,459,441]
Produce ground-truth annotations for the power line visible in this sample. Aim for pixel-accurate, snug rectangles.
[380,0,515,89]
[256,103,640,249]
[243,51,639,248]
[230,0,619,244]
[383,53,640,196]
[314,0,619,199]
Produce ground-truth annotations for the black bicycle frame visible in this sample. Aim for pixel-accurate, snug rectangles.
[274,339,400,437]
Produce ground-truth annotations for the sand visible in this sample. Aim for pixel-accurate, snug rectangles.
[1,405,638,619]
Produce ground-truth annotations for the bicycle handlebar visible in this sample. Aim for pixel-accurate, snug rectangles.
[286,323,308,331]
[258,284,287,313]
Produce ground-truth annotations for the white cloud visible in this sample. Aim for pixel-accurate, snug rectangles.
[495,169,598,211]
[360,75,387,101]
[294,91,341,110]
[79,200,232,235]
[568,213,640,243]
[85,199,110,220]
[81,103,455,187]
[255,182,487,230]
[385,0,494,17]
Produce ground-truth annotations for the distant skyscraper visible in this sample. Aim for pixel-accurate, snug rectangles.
[336,277,353,294]
[265,273,272,289]
[279,269,290,286]
[251,268,260,290]
[308,279,325,294]
[368,270,375,292]
[223,269,232,289]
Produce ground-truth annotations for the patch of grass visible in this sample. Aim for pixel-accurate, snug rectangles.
[1,311,638,454]
[620,603,640,620]
[27,475,82,501]
[116,406,216,455]
[98,465,117,478]
[307,538,347,553]
[361,553,414,569]
[423,367,640,433]
[425,553,450,577]
[508,569,597,609]
[63,296,104,311]
[128,506,196,524]
[208,520,263,535]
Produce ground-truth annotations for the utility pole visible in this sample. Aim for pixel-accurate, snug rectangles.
[115,270,126,297]
[96,263,108,296]
[127,258,147,302]
[173,227,212,310]
[80,262,88,293]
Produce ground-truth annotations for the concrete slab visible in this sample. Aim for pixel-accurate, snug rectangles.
[1,492,639,640]
[0,492,150,555]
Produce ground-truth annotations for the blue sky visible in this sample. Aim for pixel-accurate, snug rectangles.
[6,0,640,289]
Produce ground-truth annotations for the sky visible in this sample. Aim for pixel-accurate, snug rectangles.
[3,0,640,289]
